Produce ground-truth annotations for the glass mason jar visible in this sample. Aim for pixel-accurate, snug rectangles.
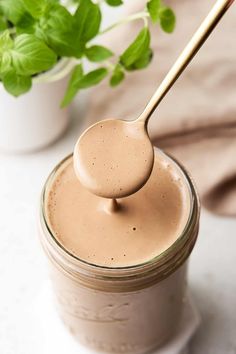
[39,149,200,354]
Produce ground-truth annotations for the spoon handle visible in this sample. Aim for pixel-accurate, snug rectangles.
[137,0,234,124]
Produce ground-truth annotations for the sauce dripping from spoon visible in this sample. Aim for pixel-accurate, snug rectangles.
[74,0,233,200]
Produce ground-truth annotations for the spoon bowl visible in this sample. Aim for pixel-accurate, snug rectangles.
[74,119,154,199]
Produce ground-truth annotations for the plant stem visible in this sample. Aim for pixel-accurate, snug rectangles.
[143,15,148,27]
[34,59,78,83]
[99,11,150,35]
[104,60,115,71]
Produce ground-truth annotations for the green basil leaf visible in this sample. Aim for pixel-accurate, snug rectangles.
[62,66,108,107]
[2,70,32,96]
[0,0,34,27]
[39,4,77,57]
[74,0,101,51]
[16,23,35,35]
[0,31,13,73]
[105,0,123,6]
[159,7,176,33]
[0,30,13,54]
[61,63,83,107]
[0,16,8,31]
[85,45,113,62]
[11,34,57,76]
[120,28,150,69]
[16,15,35,33]
[126,48,153,71]
[0,0,25,24]
[0,52,12,73]
[76,68,108,89]
[22,0,46,19]
[147,0,161,23]
[110,64,124,87]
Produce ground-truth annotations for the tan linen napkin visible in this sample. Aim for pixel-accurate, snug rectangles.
[86,0,236,216]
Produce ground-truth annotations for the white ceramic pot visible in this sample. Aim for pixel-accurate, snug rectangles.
[0,62,70,153]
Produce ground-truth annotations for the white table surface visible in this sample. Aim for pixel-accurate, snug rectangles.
[0,105,236,354]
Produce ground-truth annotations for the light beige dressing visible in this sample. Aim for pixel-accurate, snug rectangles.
[74,119,154,199]
[46,150,190,267]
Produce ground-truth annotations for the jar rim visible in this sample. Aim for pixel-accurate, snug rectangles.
[40,148,200,282]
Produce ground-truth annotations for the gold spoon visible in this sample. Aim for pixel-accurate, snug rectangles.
[74,0,234,199]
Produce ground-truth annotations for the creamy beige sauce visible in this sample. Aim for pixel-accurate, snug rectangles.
[46,150,190,267]
[74,119,154,199]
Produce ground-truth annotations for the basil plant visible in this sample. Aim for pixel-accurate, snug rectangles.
[0,0,175,107]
